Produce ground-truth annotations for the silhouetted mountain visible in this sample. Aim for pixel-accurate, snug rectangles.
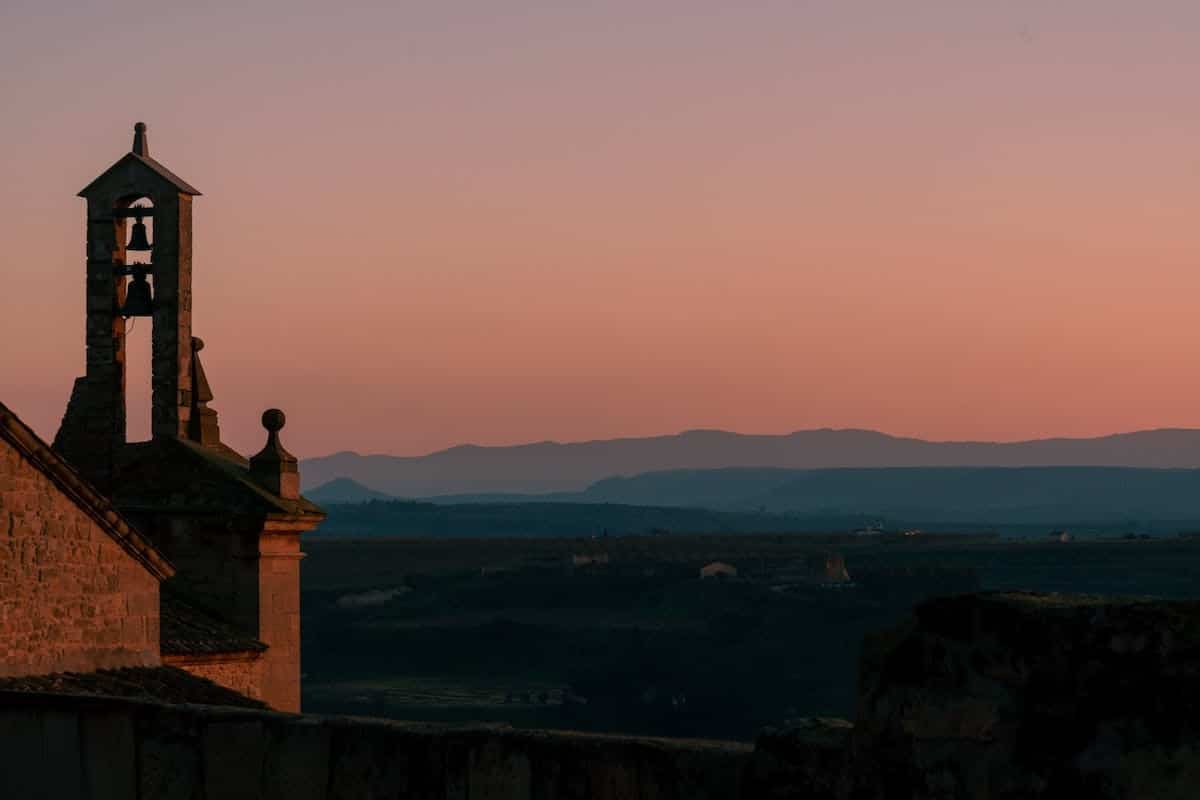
[312,467,1200,537]
[574,466,1200,523]
[302,428,1200,497]
[307,477,393,504]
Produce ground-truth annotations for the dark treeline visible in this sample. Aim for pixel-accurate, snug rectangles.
[312,496,1200,539]
[314,499,866,538]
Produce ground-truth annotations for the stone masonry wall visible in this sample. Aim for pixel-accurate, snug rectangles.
[163,655,264,703]
[0,438,160,677]
[132,513,303,712]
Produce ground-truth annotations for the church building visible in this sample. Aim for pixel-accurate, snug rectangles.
[0,123,324,711]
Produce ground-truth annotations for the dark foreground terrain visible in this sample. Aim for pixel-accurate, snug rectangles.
[300,532,1200,741]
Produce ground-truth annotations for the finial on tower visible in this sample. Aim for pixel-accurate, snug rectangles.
[188,337,221,446]
[250,409,299,499]
[262,409,286,433]
[132,122,149,157]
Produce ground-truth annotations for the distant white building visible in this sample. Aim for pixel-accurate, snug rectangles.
[571,553,611,568]
[700,562,738,579]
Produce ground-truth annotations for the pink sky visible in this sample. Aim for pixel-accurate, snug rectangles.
[3,2,1200,458]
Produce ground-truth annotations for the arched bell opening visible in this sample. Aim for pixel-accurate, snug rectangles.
[115,194,155,317]
[115,195,155,442]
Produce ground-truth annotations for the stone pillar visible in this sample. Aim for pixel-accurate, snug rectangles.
[188,337,222,446]
[257,521,305,712]
[151,193,192,440]
[54,196,129,489]
[249,411,309,711]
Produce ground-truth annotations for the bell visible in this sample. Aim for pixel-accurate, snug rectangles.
[126,215,152,251]
[121,269,154,317]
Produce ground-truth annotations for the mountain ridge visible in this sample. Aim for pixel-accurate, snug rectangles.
[300,427,1200,497]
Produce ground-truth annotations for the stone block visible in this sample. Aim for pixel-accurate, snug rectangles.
[82,712,137,800]
[204,719,266,800]
[138,707,203,800]
[745,718,852,800]
[325,721,413,800]
[263,718,331,800]
[0,437,161,677]
[467,736,532,799]
[0,710,46,800]
[41,711,84,800]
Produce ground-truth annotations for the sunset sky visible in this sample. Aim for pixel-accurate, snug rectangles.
[3,2,1200,458]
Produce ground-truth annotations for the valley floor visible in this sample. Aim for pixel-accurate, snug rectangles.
[300,533,1200,740]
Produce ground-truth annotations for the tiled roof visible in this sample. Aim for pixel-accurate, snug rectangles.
[160,591,268,656]
[0,667,265,709]
[0,400,174,581]
[113,437,325,519]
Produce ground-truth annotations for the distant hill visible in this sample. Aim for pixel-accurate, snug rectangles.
[574,466,1200,523]
[307,477,393,504]
[311,467,1200,537]
[313,500,862,538]
[301,428,1200,497]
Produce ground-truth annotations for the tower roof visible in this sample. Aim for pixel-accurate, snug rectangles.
[78,122,201,198]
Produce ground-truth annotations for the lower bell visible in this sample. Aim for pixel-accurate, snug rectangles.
[121,270,154,317]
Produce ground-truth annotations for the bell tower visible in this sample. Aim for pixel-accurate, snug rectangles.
[55,122,201,490]
[54,123,325,712]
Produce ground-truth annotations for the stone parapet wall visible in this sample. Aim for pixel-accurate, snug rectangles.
[0,439,160,677]
[6,592,1199,798]
[0,691,834,800]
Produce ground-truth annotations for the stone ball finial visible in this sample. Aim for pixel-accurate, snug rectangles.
[135,122,147,133]
[262,409,286,433]
[252,409,299,499]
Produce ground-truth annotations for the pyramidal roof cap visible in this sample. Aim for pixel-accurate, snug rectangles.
[78,122,201,198]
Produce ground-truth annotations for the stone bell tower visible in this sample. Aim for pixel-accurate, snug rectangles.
[55,122,200,489]
[54,124,325,712]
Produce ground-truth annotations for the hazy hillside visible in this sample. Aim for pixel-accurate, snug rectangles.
[301,428,1200,497]
[577,466,1200,524]
[314,500,862,538]
[307,477,394,504]
[310,467,1200,537]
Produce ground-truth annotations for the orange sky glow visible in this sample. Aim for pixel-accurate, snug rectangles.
[3,2,1200,457]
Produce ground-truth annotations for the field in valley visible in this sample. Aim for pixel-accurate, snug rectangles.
[300,532,1200,740]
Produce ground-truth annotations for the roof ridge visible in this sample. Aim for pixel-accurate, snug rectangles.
[171,437,325,517]
[0,400,174,580]
[78,151,201,197]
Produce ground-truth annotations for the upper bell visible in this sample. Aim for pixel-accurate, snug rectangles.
[121,269,154,317]
[127,215,152,251]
